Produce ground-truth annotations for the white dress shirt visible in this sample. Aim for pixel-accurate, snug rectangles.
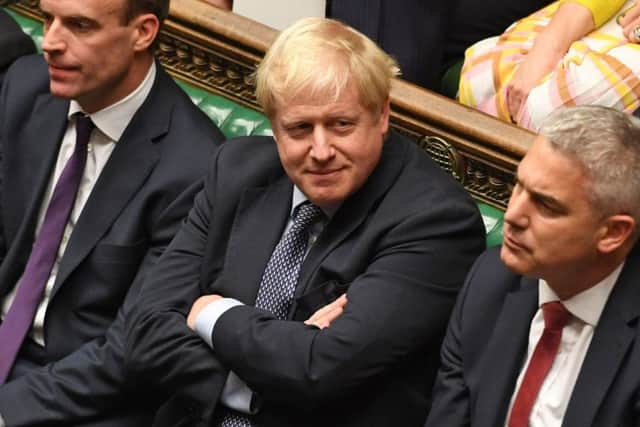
[194,186,335,414]
[0,62,156,346]
[504,262,625,427]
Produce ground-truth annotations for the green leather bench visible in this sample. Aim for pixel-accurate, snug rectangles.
[6,8,504,248]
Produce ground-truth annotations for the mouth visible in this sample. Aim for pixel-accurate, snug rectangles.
[47,63,79,77]
[503,230,529,253]
[308,168,343,177]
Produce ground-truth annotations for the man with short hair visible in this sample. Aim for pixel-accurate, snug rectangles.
[0,0,224,425]
[125,17,485,427]
[425,105,640,427]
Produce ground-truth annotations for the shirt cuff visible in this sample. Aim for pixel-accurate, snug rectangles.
[194,297,243,348]
[0,413,5,427]
[220,371,254,414]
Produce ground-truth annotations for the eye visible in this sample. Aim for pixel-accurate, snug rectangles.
[331,119,355,133]
[42,12,54,29]
[533,197,563,217]
[68,18,94,32]
[284,122,312,138]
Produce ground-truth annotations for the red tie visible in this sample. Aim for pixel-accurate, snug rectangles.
[508,301,570,427]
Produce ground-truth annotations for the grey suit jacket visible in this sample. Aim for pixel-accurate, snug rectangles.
[425,245,640,427]
[126,131,486,426]
[0,54,224,426]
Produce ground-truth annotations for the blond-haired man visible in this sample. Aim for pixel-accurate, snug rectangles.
[126,17,484,426]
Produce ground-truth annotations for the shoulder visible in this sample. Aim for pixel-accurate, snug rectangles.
[212,135,281,177]
[148,65,225,143]
[382,131,479,218]
[0,11,37,70]
[200,136,283,193]
[458,246,527,311]
[3,54,49,96]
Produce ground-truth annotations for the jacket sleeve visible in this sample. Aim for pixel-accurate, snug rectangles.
[0,175,213,426]
[423,250,492,427]
[210,192,485,408]
[125,149,231,423]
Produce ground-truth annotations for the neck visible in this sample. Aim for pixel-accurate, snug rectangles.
[546,252,626,300]
[80,54,153,114]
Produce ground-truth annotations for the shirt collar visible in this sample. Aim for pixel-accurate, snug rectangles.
[538,261,625,326]
[67,61,156,142]
[291,186,340,219]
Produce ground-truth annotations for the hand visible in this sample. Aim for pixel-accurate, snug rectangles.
[187,294,223,330]
[618,2,640,43]
[304,294,348,329]
[506,77,535,123]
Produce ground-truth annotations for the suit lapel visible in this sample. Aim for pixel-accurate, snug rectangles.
[6,94,69,249]
[221,175,293,305]
[291,135,407,308]
[51,66,173,297]
[562,249,640,426]
[474,277,538,427]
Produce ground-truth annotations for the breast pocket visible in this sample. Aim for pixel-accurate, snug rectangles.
[88,240,148,289]
[91,240,147,264]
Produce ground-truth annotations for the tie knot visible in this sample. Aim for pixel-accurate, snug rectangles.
[542,301,570,331]
[74,114,95,148]
[293,202,324,229]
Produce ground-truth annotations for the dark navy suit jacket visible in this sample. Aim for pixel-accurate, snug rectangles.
[426,245,640,427]
[0,54,224,426]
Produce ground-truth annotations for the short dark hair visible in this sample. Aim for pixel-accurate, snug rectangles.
[122,0,170,50]
[124,0,170,25]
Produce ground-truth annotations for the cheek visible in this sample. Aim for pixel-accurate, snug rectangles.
[276,142,307,174]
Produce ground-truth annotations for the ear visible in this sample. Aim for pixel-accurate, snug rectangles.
[597,214,636,254]
[131,13,160,52]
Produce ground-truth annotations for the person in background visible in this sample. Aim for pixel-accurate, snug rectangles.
[0,8,36,88]
[0,0,224,425]
[425,105,640,427]
[125,16,485,427]
[327,0,451,91]
[459,0,640,131]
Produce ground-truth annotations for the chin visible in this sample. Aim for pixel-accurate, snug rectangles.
[49,83,76,100]
[500,246,530,275]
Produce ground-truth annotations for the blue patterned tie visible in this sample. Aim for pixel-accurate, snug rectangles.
[219,202,324,427]
[0,114,93,384]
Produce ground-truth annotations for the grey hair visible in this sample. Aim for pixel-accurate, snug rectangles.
[539,105,640,229]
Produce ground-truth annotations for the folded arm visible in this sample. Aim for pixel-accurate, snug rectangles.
[209,202,484,408]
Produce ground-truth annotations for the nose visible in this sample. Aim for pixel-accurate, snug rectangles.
[503,186,530,230]
[309,127,335,162]
[41,18,66,54]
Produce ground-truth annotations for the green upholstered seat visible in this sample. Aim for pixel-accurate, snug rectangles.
[6,9,504,247]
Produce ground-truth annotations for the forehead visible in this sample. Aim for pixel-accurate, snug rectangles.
[40,0,125,19]
[518,136,590,200]
[274,81,365,121]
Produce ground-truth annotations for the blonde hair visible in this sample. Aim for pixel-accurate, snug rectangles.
[255,17,400,118]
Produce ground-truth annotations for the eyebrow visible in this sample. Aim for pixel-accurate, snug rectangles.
[516,176,568,213]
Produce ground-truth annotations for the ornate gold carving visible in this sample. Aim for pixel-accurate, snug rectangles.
[418,136,464,182]
[464,159,514,209]
[155,32,260,110]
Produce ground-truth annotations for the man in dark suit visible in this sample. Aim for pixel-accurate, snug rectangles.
[125,17,485,427]
[0,0,223,425]
[0,8,36,88]
[425,105,640,427]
